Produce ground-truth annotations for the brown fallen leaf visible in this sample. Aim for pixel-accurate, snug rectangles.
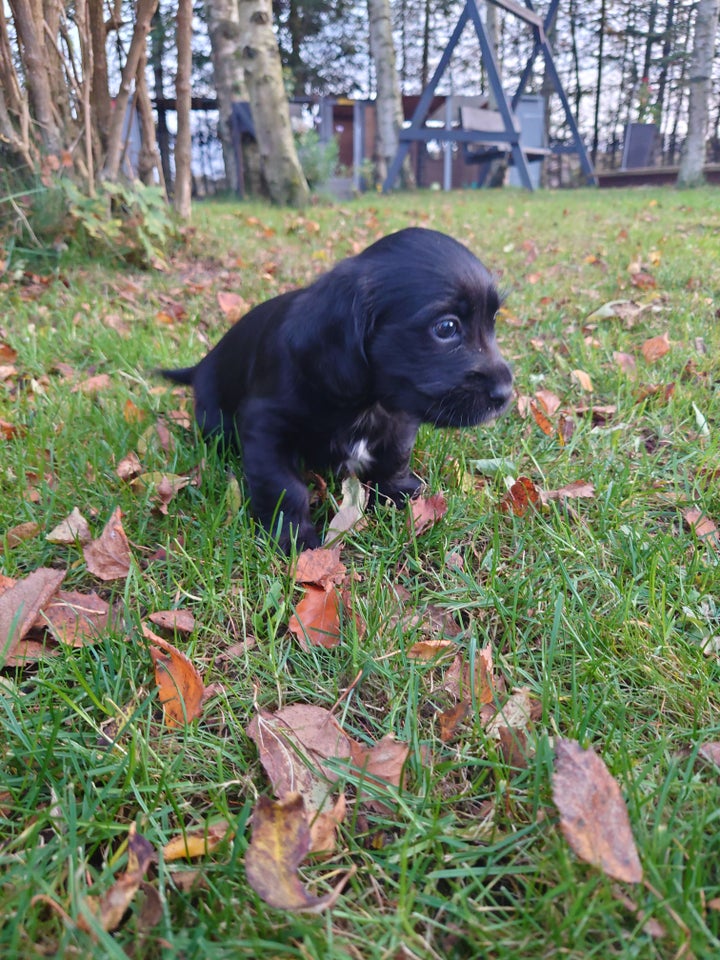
[162,820,234,862]
[570,369,593,392]
[131,472,192,514]
[437,701,471,742]
[0,568,66,665]
[408,492,448,536]
[288,585,341,649]
[149,609,196,634]
[45,507,92,545]
[324,476,368,544]
[350,733,410,795]
[535,389,562,415]
[443,645,495,705]
[1,521,41,551]
[144,626,204,728]
[78,825,155,933]
[698,742,720,770]
[217,291,249,322]
[683,507,720,551]
[36,590,110,646]
[245,793,353,911]
[542,480,596,503]
[407,639,456,661]
[552,739,643,883]
[613,351,637,377]
[530,400,554,436]
[116,451,143,481]
[641,332,671,363]
[294,546,346,589]
[73,373,112,394]
[84,508,132,581]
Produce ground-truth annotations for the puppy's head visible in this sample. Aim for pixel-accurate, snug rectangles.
[361,228,513,427]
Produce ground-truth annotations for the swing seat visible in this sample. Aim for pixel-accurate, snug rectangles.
[459,106,552,164]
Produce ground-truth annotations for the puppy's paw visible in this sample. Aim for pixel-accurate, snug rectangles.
[278,521,321,554]
[372,474,423,507]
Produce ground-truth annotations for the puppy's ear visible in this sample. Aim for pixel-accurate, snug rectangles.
[286,265,374,400]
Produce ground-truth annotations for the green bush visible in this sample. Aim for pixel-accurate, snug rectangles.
[295,129,339,189]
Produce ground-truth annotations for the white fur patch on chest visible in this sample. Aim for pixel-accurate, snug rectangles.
[343,438,373,475]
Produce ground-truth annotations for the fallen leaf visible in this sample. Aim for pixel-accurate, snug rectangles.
[244,793,352,912]
[437,701,471,742]
[0,418,20,439]
[46,507,92,545]
[288,586,341,649]
[350,733,410,800]
[613,351,637,376]
[123,399,145,424]
[294,547,346,589]
[83,508,131,581]
[683,507,720,551]
[2,521,40,550]
[529,401,554,436]
[217,291,249,322]
[698,742,720,770]
[36,590,110,646]
[630,271,657,290]
[570,369,594,392]
[443,645,495,705]
[542,480,596,503]
[0,568,65,665]
[408,493,448,536]
[324,476,368,544]
[162,820,234,862]
[407,639,456,660]
[309,793,347,856]
[552,739,643,883]
[131,472,192,514]
[499,476,541,517]
[535,389,562,415]
[73,373,111,394]
[116,451,143,481]
[78,825,154,932]
[149,609,195,633]
[641,332,671,363]
[486,687,534,739]
[144,626,204,727]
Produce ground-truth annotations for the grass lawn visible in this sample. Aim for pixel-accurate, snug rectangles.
[1,185,719,959]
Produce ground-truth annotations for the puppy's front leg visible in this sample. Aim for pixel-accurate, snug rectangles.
[241,429,319,551]
[365,412,423,506]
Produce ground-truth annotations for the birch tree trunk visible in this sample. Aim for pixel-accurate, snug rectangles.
[678,0,719,186]
[368,0,414,187]
[237,0,309,206]
[206,0,246,192]
[174,0,193,217]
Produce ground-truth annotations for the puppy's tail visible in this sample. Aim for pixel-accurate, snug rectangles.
[157,365,196,386]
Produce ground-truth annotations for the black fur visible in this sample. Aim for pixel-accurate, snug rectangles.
[161,227,513,550]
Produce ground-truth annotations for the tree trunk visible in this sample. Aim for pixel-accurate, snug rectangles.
[8,0,63,153]
[678,0,719,186]
[592,0,607,164]
[206,0,249,193]
[174,0,193,216]
[88,0,112,155]
[150,10,173,189]
[103,0,159,181]
[655,0,677,135]
[367,0,414,188]
[237,0,309,206]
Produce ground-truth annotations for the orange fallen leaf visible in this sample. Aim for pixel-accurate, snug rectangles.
[245,793,353,911]
[437,701,471,742]
[217,291,249,322]
[499,476,541,517]
[443,644,495,705]
[535,389,561,415]
[408,492,448,536]
[552,739,642,883]
[2,521,40,551]
[83,508,131,581]
[0,418,20,439]
[294,547,346,589]
[570,369,593,392]
[288,585,341,649]
[529,400,554,436]
[407,639,456,660]
[641,332,671,363]
[73,373,112,394]
[144,626,204,727]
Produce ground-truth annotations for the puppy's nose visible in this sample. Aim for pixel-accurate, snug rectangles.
[488,370,513,404]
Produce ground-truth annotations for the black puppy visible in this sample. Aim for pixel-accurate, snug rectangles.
[161,227,513,550]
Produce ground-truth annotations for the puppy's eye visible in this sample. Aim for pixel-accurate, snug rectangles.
[431,317,460,342]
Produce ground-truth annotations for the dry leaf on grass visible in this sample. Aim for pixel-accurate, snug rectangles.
[162,820,234,862]
[350,734,410,794]
[0,568,66,665]
[408,492,448,536]
[294,546,346,589]
[116,451,143,481]
[571,369,594,392]
[683,507,720,551]
[46,507,91,545]
[84,508,131,581]
[149,609,195,634]
[499,477,541,517]
[541,480,596,503]
[529,400,554,436]
[407,639,456,661]
[641,332,671,363]
[443,645,495,705]
[144,626,204,728]
[78,825,155,933]
[2,521,41,551]
[552,739,642,883]
[698,742,720,770]
[244,793,354,912]
[36,590,110,646]
[324,476,368,544]
[288,586,341,649]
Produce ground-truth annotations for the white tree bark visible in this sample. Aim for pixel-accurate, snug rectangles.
[368,0,414,187]
[237,0,309,206]
[206,0,248,192]
[677,0,719,187]
[174,0,193,217]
